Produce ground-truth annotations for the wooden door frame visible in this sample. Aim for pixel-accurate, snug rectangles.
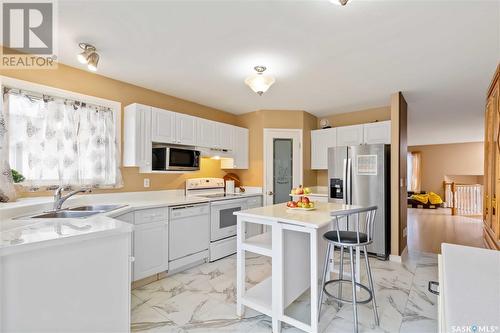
[263,128,303,206]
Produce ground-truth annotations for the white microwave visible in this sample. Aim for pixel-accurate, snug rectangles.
[152,147,201,171]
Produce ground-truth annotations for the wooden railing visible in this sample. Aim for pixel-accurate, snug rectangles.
[443,182,483,216]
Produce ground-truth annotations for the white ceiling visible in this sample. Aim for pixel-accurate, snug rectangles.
[57,0,499,146]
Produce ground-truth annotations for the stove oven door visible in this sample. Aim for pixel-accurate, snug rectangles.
[210,198,247,242]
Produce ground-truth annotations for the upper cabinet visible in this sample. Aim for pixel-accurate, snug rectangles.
[152,107,196,145]
[221,127,249,169]
[311,120,392,170]
[196,119,218,149]
[124,103,249,172]
[311,128,336,170]
[363,121,391,144]
[124,103,152,173]
[337,124,364,146]
[152,107,175,143]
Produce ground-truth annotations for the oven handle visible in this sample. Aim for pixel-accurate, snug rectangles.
[210,198,248,207]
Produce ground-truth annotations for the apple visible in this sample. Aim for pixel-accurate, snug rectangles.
[297,202,304,208]
[295,188,304,195]
[301,196,310,204]
[304,187,311,195]
[291,201,298,208]
[309,202,315,208]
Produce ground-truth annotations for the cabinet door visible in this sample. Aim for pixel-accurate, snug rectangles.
[311,128,336,170]
[337,124,364,146]
[217,123,234,151]
[175,113,197,145]
[221,127,248,169]
[123,103,152,173]
[363,121,391,144]
[197,118,218,148]
[151,107,176,144]
[133,221,168,281]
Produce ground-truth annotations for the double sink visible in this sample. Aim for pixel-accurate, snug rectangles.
[26,204,127,219]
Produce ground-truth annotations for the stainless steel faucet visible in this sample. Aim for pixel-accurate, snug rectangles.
[53,186,92,211]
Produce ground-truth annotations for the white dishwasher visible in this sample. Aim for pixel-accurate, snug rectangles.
[168,203,210,272]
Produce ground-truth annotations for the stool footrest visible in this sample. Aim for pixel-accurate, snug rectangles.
[323,279,373,305]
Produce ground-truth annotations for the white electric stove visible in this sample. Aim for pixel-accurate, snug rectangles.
[186,178,247,261]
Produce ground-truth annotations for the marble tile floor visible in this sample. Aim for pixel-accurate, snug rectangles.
[131,251,438,333]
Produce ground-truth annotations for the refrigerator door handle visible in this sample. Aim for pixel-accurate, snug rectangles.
[347,158,352,205]
[342,158,347,204]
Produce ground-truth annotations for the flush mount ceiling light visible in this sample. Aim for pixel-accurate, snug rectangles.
[330,0,349,5]
[244,66,275,96]
[77,43,100,72]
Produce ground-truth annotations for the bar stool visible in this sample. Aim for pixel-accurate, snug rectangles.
[318,206,380,333]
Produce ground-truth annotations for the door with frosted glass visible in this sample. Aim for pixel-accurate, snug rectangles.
[263,129,302,206]
[273,138,293,204]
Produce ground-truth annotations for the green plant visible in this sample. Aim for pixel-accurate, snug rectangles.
[11,169,25,183]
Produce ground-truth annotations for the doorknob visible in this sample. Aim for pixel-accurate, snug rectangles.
[268,191,274,195]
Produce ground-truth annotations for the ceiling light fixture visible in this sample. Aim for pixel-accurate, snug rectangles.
[244,66,275,96]
[329,0,349,5]
[77,43,100,72]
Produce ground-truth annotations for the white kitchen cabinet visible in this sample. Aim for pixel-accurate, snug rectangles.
[196,118,218,148]
[311,128,336,170]
[123,103,152,173]
[175,113,197,145]
[336,124,364,146]
[217,123,234,151]
[363,120,391,144]
[151,107,176,144]
[133,221,168,281]
[221,126,249,169]
[152,108,196,145]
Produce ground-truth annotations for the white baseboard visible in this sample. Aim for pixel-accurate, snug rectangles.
[389,246,408,263]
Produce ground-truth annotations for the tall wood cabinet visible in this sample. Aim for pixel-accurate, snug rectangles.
[484,64,500,250]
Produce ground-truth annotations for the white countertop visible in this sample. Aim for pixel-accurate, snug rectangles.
[0,189,262,256]
[234,201,364,229]
[441,243,500,331]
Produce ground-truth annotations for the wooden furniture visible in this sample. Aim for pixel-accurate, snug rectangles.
[311,120,391,170]
[483,64,500,250]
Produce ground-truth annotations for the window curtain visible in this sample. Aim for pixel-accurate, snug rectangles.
[410,151,422,192]
[4,89,122,192]
[0,92,17,202]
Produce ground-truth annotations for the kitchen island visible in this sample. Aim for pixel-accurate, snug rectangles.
[234,201,365,333]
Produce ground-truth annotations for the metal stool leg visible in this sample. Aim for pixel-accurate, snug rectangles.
[318,242,332,318]
[364,245,379,326]
[338,245,344,307]
[349,246,358,333]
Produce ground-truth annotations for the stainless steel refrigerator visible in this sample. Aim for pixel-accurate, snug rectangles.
[328,144,390,259]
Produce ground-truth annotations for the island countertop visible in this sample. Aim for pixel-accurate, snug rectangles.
[234,201,364,229]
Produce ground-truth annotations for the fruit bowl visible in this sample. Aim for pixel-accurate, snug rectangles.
[286,206,316,211]
[285,196,315,211]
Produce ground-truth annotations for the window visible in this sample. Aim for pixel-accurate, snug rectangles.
[1,82,122,192]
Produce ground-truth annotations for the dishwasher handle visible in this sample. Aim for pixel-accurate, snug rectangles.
[428,281,439,295]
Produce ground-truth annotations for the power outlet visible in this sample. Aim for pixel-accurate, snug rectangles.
[144,178,150,188]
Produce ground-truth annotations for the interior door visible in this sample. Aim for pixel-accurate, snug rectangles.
[264,129,302,206]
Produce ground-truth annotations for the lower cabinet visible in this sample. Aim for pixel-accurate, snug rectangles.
[133,221,169,281]
[115,208,169,282]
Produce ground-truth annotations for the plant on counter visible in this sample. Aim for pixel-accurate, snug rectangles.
[11,169,25,183]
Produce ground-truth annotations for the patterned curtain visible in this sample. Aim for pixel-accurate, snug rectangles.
[0,91,17,202]
[4,89,122,193]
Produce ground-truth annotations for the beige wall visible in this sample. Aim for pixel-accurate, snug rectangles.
[233,110,318,187]
[408,142,484,197]
[1,63,239,197]
[316,106,391,185]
